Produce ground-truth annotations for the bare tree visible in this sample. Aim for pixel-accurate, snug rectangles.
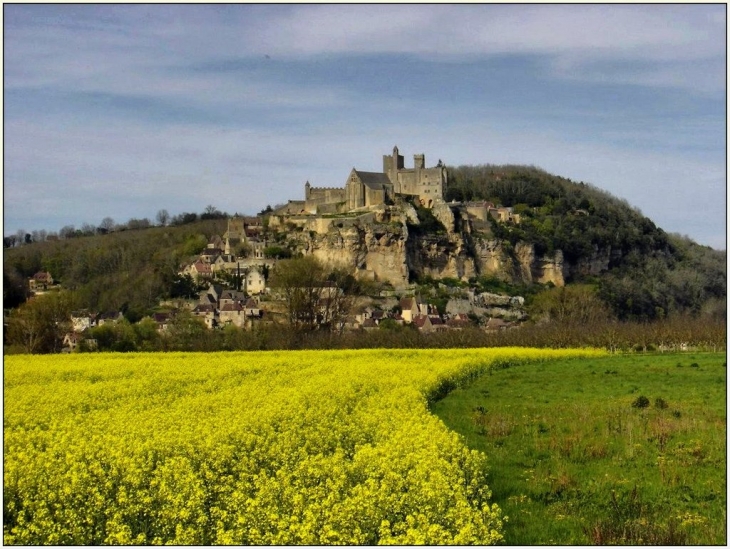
[270,256,354,332]
[156,209,170,226]
[59,225,75,239]
[6,290,76,353]
[99,217,115,232]
[126,218,151,230]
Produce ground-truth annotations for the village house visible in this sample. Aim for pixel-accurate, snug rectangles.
[446,313,472,329]
[62,332,81,352]
[97,312,124,326]
[399,296,426,324]
[413,314,448,333]
[71,311,97,332]
[219,302,246,328]
[29,271,54,292]
[489,206,521,224]
[243,298,262,318]
[244,268,266,295]
[192,303,217,328]
[152,312,173,332]
[185,260,213,282]
[219,290,247,308]
[485,317,513,331]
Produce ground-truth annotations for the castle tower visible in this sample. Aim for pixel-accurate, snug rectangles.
[383,145,405,191]
[305,181,311,198]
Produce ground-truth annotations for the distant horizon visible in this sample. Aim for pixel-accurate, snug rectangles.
[4,4,725,249]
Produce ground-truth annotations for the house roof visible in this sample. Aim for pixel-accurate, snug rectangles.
[220,303,243,312]
[219,291,236,300]
[447,317,471,327]
[354,170,392,190]
[400,297,415,309]
[193,261,212,273]
[413,315,431,328]
[244,298,259,308]
[486,317,510,329]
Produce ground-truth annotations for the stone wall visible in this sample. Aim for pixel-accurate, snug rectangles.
[305,187,346,213]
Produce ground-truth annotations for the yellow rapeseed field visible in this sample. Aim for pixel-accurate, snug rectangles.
[4,347,605,545]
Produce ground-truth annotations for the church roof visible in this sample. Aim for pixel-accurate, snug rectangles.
[354,170,392,190]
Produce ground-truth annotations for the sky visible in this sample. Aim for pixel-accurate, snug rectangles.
[3,4,726,249]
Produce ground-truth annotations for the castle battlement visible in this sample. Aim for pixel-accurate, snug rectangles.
[301,147,447,213]
[309,186,344,192]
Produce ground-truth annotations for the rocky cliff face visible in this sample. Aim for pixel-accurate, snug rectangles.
[406,233,476,282]
[286,202,575,288]
[295,223,411,289]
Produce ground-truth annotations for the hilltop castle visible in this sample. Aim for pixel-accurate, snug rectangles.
[302,146,448,214]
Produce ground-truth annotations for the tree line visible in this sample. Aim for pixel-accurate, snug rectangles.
[4,205,231,249]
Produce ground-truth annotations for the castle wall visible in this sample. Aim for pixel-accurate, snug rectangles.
[466,204,489,222]
[365,186,386,208]
[305,187,346,214]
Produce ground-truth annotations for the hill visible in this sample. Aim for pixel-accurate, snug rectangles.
[4,164,726,325]
[4,218,227,320]
[445,164,726,320]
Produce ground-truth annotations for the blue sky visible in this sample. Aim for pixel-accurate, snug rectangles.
[4,4,726,249]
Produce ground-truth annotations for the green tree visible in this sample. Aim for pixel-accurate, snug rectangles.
[6,290,76,353]
[529,284,613,324]
[263,246,292,259]
[164,311,211,351]
[134,317,161,350]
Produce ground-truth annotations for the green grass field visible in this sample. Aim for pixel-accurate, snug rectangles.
[432,352,727,545]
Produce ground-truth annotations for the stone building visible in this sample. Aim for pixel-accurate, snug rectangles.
[382,146,448,207]
[305,183,346,214]
[302,146,448,214]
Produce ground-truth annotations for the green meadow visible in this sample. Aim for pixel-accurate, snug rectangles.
[432,352,727,545]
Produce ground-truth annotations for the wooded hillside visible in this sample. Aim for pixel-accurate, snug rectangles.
[446,165,726,321]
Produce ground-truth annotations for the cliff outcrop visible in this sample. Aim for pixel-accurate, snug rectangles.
[296,222,411,289]
[284,201,587,288]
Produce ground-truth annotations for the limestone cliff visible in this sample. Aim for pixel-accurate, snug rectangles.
[294,222,411,289]
[406,233,476,282]
[283,201,576,288]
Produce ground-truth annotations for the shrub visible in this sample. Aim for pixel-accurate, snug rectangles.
[654,397,669,410]
[631,395,650,409]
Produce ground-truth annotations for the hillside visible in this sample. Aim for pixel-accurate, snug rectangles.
[4,219,227,320]
[4,164,726,324]
[445,165,726,320]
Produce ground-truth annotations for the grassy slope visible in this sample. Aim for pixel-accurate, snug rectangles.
[431,352,726,545]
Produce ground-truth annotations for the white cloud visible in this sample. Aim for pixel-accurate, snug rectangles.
[3,4,725,248]
[5,5,724,96]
